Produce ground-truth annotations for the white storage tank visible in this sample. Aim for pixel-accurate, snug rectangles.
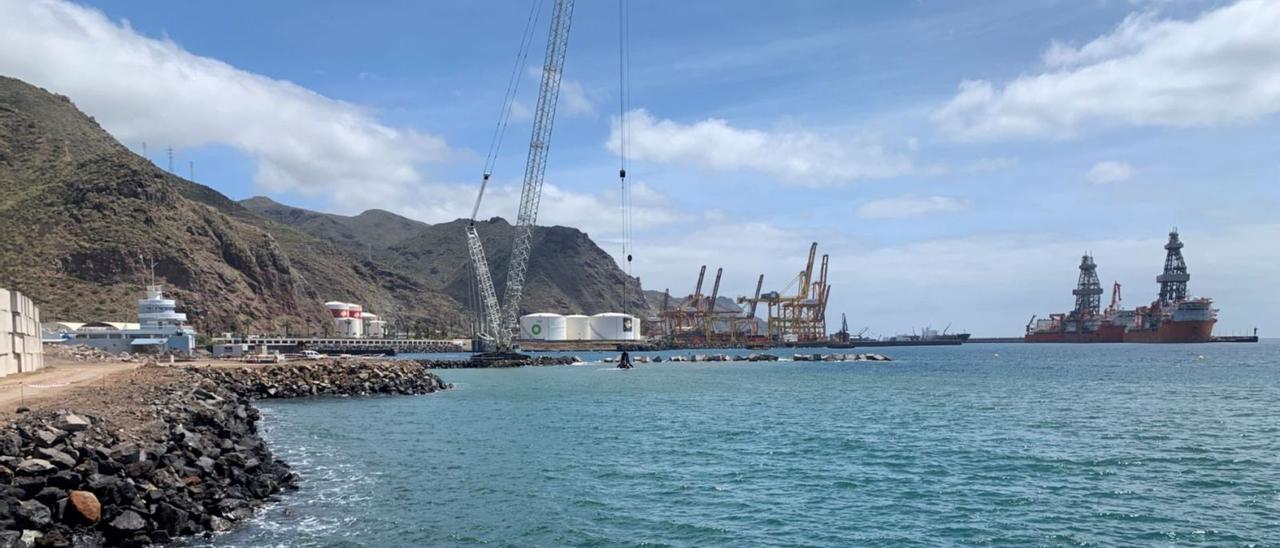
[519,313,567,341]
[589,313,641,341]
[336,317,360,338]
[325,301,351,318]
[366,320,386,339]
[348,304,364,337]
[564,314,590,340]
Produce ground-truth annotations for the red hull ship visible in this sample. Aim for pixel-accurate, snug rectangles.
[1026,231,1218,343]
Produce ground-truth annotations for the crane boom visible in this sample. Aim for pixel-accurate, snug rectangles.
[498,0,576,345]
[747,274,763,318]
[708,267,723,311]
[466,225,502,341]
[468,0,576,350]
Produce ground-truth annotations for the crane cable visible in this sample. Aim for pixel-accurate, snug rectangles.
[618,0,633,314]
[469,0,545,334]
[472,0,546,222]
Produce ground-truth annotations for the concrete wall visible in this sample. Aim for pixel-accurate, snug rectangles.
[1,288,45,377]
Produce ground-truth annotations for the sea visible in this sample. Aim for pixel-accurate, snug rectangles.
[200,342,1279,547]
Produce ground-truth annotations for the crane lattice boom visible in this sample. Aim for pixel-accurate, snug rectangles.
[468,0,576,350]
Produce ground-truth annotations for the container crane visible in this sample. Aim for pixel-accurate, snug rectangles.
[467,0,576,352]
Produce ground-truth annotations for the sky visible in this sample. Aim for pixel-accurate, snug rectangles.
[1,0,1277,336]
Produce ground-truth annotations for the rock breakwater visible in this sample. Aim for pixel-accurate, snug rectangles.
[419,355,580,369]
[194,359,451,399]
[1,360,449,546]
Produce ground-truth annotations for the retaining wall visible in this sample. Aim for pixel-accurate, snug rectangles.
[0,287,44,376]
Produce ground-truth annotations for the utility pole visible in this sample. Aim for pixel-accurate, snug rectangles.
[167,147,174,173]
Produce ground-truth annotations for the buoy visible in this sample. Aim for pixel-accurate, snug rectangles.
[993,353,1000,358]
[1197,355,1205,360]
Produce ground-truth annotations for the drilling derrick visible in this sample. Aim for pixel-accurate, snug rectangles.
[1156,230,1189,306]
[1072,254,1103,318]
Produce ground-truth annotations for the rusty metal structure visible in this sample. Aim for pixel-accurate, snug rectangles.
[658,266,761,345]
[759,242,831,343]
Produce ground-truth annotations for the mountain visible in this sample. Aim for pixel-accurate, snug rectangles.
[0,76,462,334]
[241,197,650,318]
[642,289,744,316]
[0,75,647,335]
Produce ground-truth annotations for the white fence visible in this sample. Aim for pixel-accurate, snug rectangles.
[1,288,44,376]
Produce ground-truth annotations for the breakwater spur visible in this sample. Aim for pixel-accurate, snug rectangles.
[194,360,451,399]
[1,361,449,546]
[421,356,580,369]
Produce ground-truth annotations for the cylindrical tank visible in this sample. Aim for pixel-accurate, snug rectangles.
[348,304,364,337]
[367,320,386,339]
[589,313,640,341]
[519,313,566,340]
[335,317,360,338]
[564,314,590,340]
[325,301,351,318]
[360,313,380,339]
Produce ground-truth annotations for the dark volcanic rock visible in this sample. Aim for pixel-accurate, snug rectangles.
[0,361,449,545]
[195,359,451,399]
[15,499,51,528]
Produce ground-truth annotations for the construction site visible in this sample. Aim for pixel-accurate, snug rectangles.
[652,242,832,348]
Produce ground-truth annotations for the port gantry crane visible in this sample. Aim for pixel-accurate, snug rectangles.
[466,0,575,352]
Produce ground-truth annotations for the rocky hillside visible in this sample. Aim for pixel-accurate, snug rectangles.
[0,76,468,334]
[0,75,645,335]
[242,197,649,317]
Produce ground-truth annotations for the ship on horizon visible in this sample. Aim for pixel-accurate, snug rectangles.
[1025,230,1218,343]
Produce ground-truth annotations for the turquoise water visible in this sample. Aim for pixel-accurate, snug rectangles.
[205,343,1279,546]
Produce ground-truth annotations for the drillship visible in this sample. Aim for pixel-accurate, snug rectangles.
[1122,230,1217,342]
[1025,230,1217,343]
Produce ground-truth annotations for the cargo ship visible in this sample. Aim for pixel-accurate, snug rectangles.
[1025,230,1217,343]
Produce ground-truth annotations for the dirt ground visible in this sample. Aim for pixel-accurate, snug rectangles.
[0,358,248,424]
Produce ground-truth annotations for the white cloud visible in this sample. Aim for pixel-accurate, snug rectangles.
[607,109,914,186]
[560,80,594,116]
[397,178,677,243]
[856,195,970,219]
[632,221,1280,336]
[0,0,454,208]
[1086,161,1137,184]
[934,0,1280,140]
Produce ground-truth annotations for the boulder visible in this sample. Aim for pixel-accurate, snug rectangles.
[108,509,146,533]
[15,500,51,528]
[66,490,101,524]
[16,459,56,475]
[35,448,77,470]
[33,428,64,448]
[0,431,21,456]
[56,414,91,432]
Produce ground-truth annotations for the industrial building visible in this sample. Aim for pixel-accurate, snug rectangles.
[2,288,45,376]
[44,285,195,355]
[518,312,642,341]
[324,301,387,339]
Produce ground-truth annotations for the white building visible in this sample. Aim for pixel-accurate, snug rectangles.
[57,285,196,355]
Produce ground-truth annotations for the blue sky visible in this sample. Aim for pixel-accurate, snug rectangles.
[2,0,1277,335]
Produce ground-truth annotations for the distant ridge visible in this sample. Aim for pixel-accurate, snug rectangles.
[0,75,646,334]
[241,197,650,320]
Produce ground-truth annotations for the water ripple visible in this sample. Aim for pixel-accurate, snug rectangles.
[208,343,1279,546]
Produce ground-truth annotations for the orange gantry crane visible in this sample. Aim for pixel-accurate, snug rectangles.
[762,242,831,343]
